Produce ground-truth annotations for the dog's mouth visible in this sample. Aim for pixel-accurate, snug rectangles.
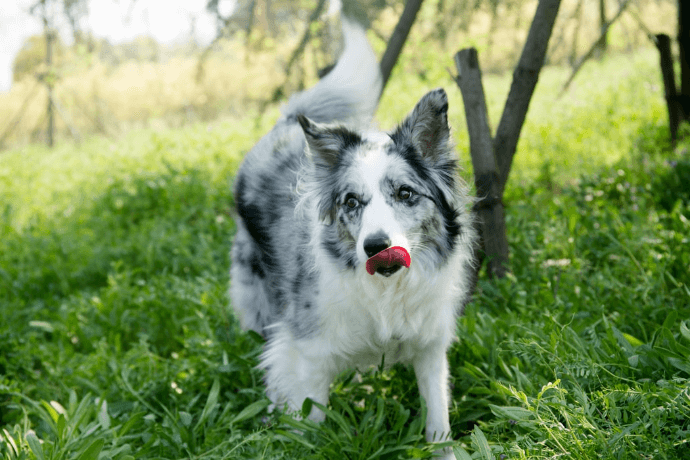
[365,246,411,277]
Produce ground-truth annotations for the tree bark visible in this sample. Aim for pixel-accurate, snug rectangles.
[494,0,562,196]
[454,48,510,278]
[656,34,681,144]
[679,0,690,121]
[379,0,425,97]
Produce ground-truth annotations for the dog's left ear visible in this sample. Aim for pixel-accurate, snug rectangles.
[391,88,450,161]
[297,114,362,167]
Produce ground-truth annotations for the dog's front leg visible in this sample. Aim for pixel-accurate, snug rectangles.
[413,344,454,459]
[263,332,334,422]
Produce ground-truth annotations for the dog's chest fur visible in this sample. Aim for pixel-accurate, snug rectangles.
[304,244,462,367]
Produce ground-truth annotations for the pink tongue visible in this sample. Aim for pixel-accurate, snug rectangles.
[365,246,411,275]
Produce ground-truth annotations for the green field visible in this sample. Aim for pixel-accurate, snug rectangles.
[1,46,689,459]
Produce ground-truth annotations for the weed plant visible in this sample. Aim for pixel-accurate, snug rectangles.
[1,50,689,459]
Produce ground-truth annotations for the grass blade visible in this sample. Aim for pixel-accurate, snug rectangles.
[25,432,45,460]
[77,439,105,460]
[194,378,220,431]
[453,446,473,460]
[471,426,494,460]
[231,399,270,425]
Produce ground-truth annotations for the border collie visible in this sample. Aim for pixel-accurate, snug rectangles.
[230,16,477,458]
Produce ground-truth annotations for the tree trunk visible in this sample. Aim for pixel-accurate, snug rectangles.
[454,48,510,278]
[495,0,562,196]
[679,0,690,121]
[656,34,682,144]
[379,0,425,97]
[595,0,607,58]
[570,0,584,65]
[245,0,257,38]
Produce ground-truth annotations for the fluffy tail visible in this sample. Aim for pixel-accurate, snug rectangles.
[283,16,382,125]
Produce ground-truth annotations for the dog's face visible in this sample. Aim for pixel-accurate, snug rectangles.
[298,89,463,276]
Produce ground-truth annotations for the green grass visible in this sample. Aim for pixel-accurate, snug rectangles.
[1,47,689,459]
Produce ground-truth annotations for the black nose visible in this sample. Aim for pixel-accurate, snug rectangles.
[363,232,391,258]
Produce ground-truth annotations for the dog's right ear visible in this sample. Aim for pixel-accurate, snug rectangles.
[297,114,362,167]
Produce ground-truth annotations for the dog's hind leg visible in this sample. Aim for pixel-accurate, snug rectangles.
[230,221,274,336]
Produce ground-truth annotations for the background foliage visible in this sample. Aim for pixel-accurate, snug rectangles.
[0,0,676,148]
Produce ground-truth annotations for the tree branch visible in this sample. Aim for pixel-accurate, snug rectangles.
[494,0,562,196]
[558,0,632,96]
[379,0,425,98]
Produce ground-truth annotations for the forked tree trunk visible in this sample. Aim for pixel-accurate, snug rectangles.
[453,0,561,278]
[379,0,425,97]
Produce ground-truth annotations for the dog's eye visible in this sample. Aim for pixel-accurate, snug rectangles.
[398,186,414,201]
[345,195,360,209]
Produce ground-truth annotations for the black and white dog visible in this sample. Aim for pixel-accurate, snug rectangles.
[230,16,477,457]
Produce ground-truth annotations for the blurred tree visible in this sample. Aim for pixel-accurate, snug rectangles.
[20,0,84,147]
[206,0,311,38]
[594,0,608,57]
[12,34,65,82]
[30,0,57,147]
[15,0,92,78]
[63,0,89,44]
[560,0,632,94]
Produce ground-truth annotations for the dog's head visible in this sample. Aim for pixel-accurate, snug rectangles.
[298,89,465,277]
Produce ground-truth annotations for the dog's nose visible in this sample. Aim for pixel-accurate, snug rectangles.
[363,232,391,258]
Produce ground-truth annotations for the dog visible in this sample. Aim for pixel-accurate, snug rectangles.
[230,15,477,457]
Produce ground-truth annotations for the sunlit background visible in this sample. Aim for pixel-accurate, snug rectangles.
[0,0,675,148]
[0,0,233,92]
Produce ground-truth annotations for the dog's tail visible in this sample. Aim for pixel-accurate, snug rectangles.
[283,16,382,125]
